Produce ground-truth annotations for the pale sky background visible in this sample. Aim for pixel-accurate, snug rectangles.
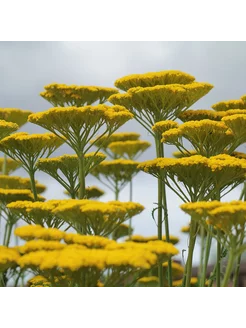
[1,41,246,264]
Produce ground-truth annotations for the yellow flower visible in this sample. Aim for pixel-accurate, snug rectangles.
[41,83,119,107]
[0,120,19,139]
[64,233,115,248]
[178,109,224,122]
[108,140,150,160]
[27,275,49,286]
[172,150,197,158]
[0,108,32,127]
[212,99,246,111]
[0,176,46,194]
[137,276,159,284]
[0,132,64,171]
[114,70,195,91]
[0,188,35,203]
[18,240,65,253]
[85,186,105,199]
[163,119,235,156]
[222,114,246,143]
[0,246,20,271]
[28,105,133,154]
[8,200,65,228]
[126,234,179,245]
[152,120,179,134]
[14,224,65,241]
[173,277,198,287]
[92,159,140,184]
[91,132,140,150]
[0,158,21,175]
[113,223,132,240]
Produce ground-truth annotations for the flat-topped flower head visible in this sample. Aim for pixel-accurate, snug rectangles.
[222,114,246,145]
[28,105,133,155]
[18,240,66,254]
[178,109,224,122]
[231,151,246,160]
[0,158,21,175]
[85,186,105,199]
[0,176,46,194]
[108,140,151,160]
[152,120,179,134]
[0,132,64,172]
[0,188,36,203]
[15,224,65,241]
[0,120,19,139]
[8,200,65,228]
[109,82,213,132]
[0,108,32,127]
[126,234,179,245]
[180,201,222,217]
[207,202,246,234]
[162,120,235,157]
[92,159,140,191]
[0,246,20,271]
[41,83,119,107]
[108,201,144,219]
[64,233,115,248]
[114,70,195,91]
[212,99,246,111]
[37,152,106,198]
[138,155,246,202]
[91,132,140,149]
[137,276,159,286]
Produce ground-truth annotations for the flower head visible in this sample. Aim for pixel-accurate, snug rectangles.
[178,109,224,122]
[114,70,195,91]
[0,108,32,127]
[0,176,46,194]
[0,246,20,271]
[0,120,19,139]
[212,99,246,111]
[41,83,119,107]
[108,140,151,160]
[0,158,21,175]
[15,224,65,241]
[152,120,179,134]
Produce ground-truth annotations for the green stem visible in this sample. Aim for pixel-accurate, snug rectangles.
[198,226,205,280]
[216,231,221,287]
[222,249,235,287]
[29,169,38,201]
[128,179,133,238]
[159,141,172,287]
[155,137,164,287]
[78,155,86,199]
[4,222,13,247]
[2,154,7,175]
[185,219,198,287]
[233,232,244,287]
[115,180,119,201]
[200,226,213,286]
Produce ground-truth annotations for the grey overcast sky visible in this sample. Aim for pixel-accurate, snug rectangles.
[1,41,246,263]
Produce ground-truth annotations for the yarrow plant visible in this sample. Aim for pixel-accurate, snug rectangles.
[2,73,246,288]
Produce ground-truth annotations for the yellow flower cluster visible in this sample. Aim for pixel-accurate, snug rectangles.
[0,158,21,175]
[64,233,115,248]
[162,120,234,156]
[108,201,145,218]
[114,70,195,91]
[152,120,179,134]
[163,261,184,276]
[40,83,119,107]
[207,202,246,233]
[7,200,64,228]
[0,188,36,203]
[178,109,224,122]
[232,151,246,160]
[92,159,140,182]
[0,132,64,169]
[180,201,222,216]
[0,120,19,139]
[126,234,179,245]
[113,223,132,240]
[110,80,213,124]
[222,114,246,142]
[91,132,140,149]
[137,276,159,283]
[28,106,133,150]
[173,277,198,287]
[0,108,32,127]
[27,275,50,287]
[108,140,151,160]
[15,225,65,241]
[0,176,46,194]
[18,247,158,271]
[212,99,246,111]
[18,240,66,253]
[0,246,20,271]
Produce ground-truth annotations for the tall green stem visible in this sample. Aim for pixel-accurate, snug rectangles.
[78,155,86,199]
[233,232,244,287]
[155,137,164,287]
[29,169,38,201]
[2,154,7,175]
[128,179,133,238]
[200,226,213,286]
[222,249,234,287]
[198,226,205,280]
[159,141,172,287]
[115,180,119,200]
[185,219,198,287]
